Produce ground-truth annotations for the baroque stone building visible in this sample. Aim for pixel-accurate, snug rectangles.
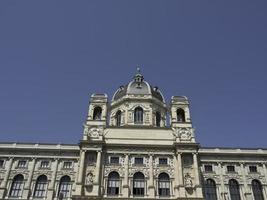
[0,70,266,200]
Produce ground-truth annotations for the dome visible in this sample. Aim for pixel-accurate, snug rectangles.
[112,69,165,103]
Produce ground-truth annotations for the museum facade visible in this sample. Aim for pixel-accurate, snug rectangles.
[0,70,266,200]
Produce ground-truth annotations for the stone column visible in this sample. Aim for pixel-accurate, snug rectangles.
[94,151,102,184]
[0,157,13,198]
[177,153,183,186]
[22,158,36,199]
[47,158,59,199]
[193,152,203,198]
[173,153,179,197]
[148,154,155,197]
[74,150,86,195]
[122,154,129,197]
[193,153,200,186]
[91,150,102,196]
[177,153,185,197]
[78,150,86,184]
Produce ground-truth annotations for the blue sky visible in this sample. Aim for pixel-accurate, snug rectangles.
[0,1,266,147]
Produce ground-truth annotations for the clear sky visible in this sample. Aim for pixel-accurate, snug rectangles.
[0,1,266,148]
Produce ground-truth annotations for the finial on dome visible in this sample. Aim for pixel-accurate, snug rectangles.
[137,66,141,74]
[134,65,144,83]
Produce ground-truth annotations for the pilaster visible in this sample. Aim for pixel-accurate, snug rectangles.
[22,158,36,199]
[47,158,59,199]
[122,154,129,197]
[0,157,13,199]
[148,154,155,198]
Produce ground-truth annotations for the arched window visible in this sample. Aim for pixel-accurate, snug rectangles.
[158,173,170,197]
[93,106,102,120]
[115,110,122,126]
[9,174,24,197]
[58,176,72,199]
[107,172,120,196]
[203,179,217,200]
[252,179,264,200]
[134,107,143,124]
[156,112,161,127]
[177,108,185,122]
[33,175,48,198]
[229,179,241,200]
[133,172,145,196]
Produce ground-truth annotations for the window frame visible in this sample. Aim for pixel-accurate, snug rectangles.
[158,158,168,166]
[204,165,213,172]
[33,175,48,198]
[107,172,120,196]
[62,161,73,169]
[249,165,257,173]
[9,174,24,198]
[109,156,120,165]
[40,160,50,169]
[17,160,27,168]
[58,176,72,198]
[134,107,144,124]
[134,157,144,165]
[133,172,145,197]
[226,165,235,173]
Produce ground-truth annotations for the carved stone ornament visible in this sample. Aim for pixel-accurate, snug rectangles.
[88,127,103,138]
[174,128,194,141]
[184,173,193,188]
[85,172,94,186]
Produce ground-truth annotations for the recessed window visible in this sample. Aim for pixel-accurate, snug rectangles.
[227,165,235,172]
[156,112,161,127]
[17,160,27,168]
[177,108,185,122]
[40,161,49,169]
[63,161,73,169]
[93,106,102,120]
[134,157,143,165]
[88,153,96,164]
[204,165,213,172]
[134,107,143,124]
[110,156,119,164]
[115,110,122,126]
[158,173,170,197]
[0,160,4,168]
[107,172,120,196]
[9,174,24,197]
[159,158,168,165]
[249,166,257,173]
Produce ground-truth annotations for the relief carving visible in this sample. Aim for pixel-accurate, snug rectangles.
[85,172,94,186]
[184,173,193,188]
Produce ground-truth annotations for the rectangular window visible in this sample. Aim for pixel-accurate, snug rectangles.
[63,161,73,169]
[134,157,144,165]
[159,158,168,165]
[227,165,235,172]
[110,156,119,164]
[17,160,27,168]
[40,161,49,169]
[204,165,213,172]
[249,166,257,173]
[0,160,4,168]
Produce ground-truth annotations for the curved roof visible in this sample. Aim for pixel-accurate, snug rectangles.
[112,69,165,103]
